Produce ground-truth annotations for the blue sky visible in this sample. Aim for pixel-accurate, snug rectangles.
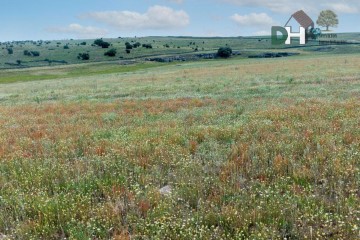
[1,0,359,41]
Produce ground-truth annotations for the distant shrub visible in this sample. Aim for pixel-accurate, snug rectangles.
[101,42,110,48]
[125,49,131,54]
[7,48,13,54]
[80,42,87,45]
[64,45,70,49]
[31,51,40,57]
[217,47,232,58]
[23,50,40,56]
[78,53,90,60]
[133,42,141,48]
[142,44,153,49]
[125,42,133,50]
[104,48,117,57]
[94,39,110,48]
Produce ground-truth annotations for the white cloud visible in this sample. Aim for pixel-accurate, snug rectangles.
[46,24,108,37]
[222,0,360,14]
[327,3,358,14]
[231,13,277,27]
[165,0,183,3]
[82,5,190,30]
[253,30,271,36]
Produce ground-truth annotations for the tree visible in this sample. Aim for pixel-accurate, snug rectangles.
[94,39,104,46]
[78,53,90,60]
[7,48,13,54]
[133,42,141,48]
[100,42,110,48]
[317,10,338,31]
[104,48,117,57]
[142,44,152,49]
[31,51,40,57]
[217,47,232,58]
[125,42,133,50]
[94,39,110,48]
[24,50,40,56]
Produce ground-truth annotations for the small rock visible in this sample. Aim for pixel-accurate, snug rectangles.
[159,185,172,196]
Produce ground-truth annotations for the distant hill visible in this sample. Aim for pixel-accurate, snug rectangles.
[0,33,359,69]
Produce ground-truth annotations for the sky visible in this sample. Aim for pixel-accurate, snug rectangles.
[0,0,359,41]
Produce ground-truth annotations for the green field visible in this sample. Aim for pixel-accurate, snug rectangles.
[0,35,359,239]
[1,34,359,70]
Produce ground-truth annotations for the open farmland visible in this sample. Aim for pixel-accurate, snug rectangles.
[0,53,359,239]
[1,34,359,69]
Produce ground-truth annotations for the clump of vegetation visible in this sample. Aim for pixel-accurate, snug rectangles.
[125,42,133,50]
[63,45,70,49]
[77,53,90,60]
[94,39,110,48]
[24,50,40,57]
[217,47,233,58]
[7,48,13,54]
[104,48,117,57]
[133,42,141,48]
[80,42,87,45]
[142,43,153,49]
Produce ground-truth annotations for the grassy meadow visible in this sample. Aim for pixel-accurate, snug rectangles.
[1,34,359,69]
[0,50,359,239]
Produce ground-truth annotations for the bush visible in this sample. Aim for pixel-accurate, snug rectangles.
[94,39,104,46]
[78,53,90,60]
[125,49,131,54]
[31,51,40,57]
[101,42,110,48]
[217,47,232,58]
[80,42,87,45]
[64,45,70,49]
[24,50,40,57]
[7,48,13,54]
[94,39,110,48]
[142,44,153,49]
[125,42,133,50]
[104,48,117,57]
[133,42,141,48]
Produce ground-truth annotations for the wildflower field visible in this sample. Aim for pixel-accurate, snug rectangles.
[0,54,359,239]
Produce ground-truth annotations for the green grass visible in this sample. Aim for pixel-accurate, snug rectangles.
[0,53,359,239]
[1,34,359,69]
[0,62,169,84]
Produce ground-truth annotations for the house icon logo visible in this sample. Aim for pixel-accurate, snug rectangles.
[272,10,322,45]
